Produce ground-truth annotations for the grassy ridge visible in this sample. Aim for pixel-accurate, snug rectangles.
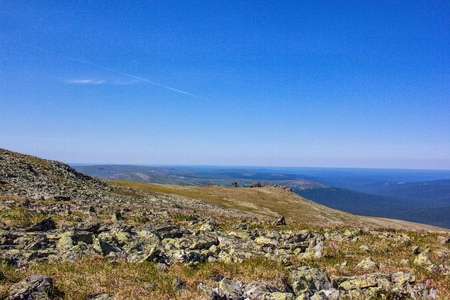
[113,181,448,232]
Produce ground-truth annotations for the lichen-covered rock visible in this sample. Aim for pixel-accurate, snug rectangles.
[57,232,75,249]
[200,222,217,232]
[290,266,331,295]
[438,236,450,244]
[413,251,441,273]
[338,274,380,291]
[140,245,162,263]
[255,236,278,246]
[93,238,119,256]
[359,243,371,252]
[269,291,294,300]
[88,294,113,300]
[7,275,53,300]
[354,257,378,270]
[391,271,415,288]
[243,281,273,299]
[218,278,244,299]
[313,288,339,300]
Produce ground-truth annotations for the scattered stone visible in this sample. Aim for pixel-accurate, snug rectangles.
[289,266,331,295]
[439,236,450,244]
[54,195,71,201]
[27,218,56,232]
[411,245,420,255]
[172,278,185,290]
[354,257,378,270]
[218,278,243,299]
[88,294,113,300]
[143,283,156,290]
[359,243,371,252]
[274,216,286,226]
[414,252,433,268]
[200,222,217,232]
[400,258,409,265]
[391,271,415,288]
[7,275,53,299]
[112,211,122,221]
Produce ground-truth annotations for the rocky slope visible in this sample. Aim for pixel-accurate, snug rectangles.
[0,148,449,299]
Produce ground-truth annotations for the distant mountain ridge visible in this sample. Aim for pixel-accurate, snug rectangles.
[0,148,444,231]
[74,164,450,228]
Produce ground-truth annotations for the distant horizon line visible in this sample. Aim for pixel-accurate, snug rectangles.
[69,162,450,172]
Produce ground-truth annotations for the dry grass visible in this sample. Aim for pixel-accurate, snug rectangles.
[0,207,46,228]
[23,156,50,167]
[113,181,448,232]
[0,257,287,300]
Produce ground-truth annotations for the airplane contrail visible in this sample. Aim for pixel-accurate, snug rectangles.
[21,42,211,101]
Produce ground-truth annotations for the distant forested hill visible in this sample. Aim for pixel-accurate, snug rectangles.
[360,179,450,207]
[292,187,423,218]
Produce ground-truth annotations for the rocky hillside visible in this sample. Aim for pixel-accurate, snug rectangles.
[0,149,113,201]
[0,148,449,299]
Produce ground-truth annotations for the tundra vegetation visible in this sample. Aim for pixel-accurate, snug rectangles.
[0,149,449,299]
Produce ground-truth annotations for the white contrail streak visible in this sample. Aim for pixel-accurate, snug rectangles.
[22,42,210,101]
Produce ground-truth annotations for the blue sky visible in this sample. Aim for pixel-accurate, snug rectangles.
[1,1,449,169]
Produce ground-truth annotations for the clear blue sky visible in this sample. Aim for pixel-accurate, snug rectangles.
[1,1,449,169]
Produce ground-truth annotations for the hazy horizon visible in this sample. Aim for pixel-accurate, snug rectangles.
[1,1,449,169]
[68,161,450,173]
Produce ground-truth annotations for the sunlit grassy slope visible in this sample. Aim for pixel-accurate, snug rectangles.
[114,181,448,232]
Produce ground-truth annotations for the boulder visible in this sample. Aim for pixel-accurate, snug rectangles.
[27,218,56,232]
[7,275,53,300]
[93,238,118,256]
[274,216,286,226]
[289,266,331,295]
[218,278,244,300]
[354,257,378,270]
[414,252,433,268]
[391,271,415,288]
